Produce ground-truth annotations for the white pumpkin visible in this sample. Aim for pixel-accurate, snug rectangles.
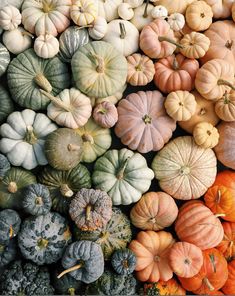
[204,0,234,19]
[167,13,185,31]
[97,0,123,22]
[0,109,57,170]
[130,1,154,31]
[151,5,168,18]
[88,16,107,40]
[0,5,21,31]
[2,27,33,55]
[70,0,98,26]
[0,0,23,10]
[124,0,144,8]
[118,3,134,20]
[34,34,59,59]
[103,20,139,57]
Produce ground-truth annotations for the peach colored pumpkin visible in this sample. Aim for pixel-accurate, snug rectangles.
[115,91,176,153]
[215,90,235,121]
[92,101,118,128]
[217,222,235,261]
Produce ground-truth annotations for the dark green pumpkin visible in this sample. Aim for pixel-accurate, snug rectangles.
[22,183,52,216]
[0,239,17,268]
[0,209,21,245]
[0,154,10,179]
[39,164,91,214]
[111,249,136,275]
[0,85,14,124]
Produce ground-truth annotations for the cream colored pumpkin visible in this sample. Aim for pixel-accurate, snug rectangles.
[0,5,21,31]
[167,13,185,31]
[70,0,97,26]
[151,5,168,18]
[97,0,123,22]
[34,34,59,59]
[88,16,107,40]
[204,0,234,19]
[124,0,144,8]
[153,0,188,14]
[130,2,154,31]
[118,3,134,20]
[215,90,235,121]
[193,122,220,149]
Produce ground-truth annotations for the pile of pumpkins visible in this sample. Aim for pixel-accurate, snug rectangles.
[0,0,235,295]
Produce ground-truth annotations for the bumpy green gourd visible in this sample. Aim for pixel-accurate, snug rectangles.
[0,85,14,124]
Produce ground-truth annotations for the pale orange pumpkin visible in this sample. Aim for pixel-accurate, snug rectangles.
[193,122,220,149]
[215,90,235,122]
[217,222,235,261]
[221,260,235,295]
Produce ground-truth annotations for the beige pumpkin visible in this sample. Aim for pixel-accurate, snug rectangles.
[34,34,59,59]
[151,5,168,18]
[204,0,234,19]
[130,2,154,31]
[153,0,188,14]
[93,101,118,128]
[118,3,134,20]
[193,122,220,149]
[70,0,97,26]
[0,5,21,31]
[215,90,235,121]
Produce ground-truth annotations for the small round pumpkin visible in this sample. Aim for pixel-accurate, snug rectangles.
[88,16,108,40]
[221,260,235,295]
[143,278,186,296]
[217,222,235,261]
[0,5,21,31]
[93,101,118,128]
[167,13,185,31]
[0,239,16,268]
[0,43,10,77]
[151,5,168,19]
[111,249,136,275]
[215,90,235,121]
[0,209,21,245]
[0,85,14,125]
[70,0,97,26]
[193,122,220,149]
[0,154,10,179]
[34,34,59,59]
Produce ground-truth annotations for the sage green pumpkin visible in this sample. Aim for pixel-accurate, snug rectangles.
[7,49,70,110]
[72,41,127,98]
[0,209,21,245]
[0,239,16,268]
[0,43,10,77]
[38,164,91,214]
[0,154,10,179]
[92,148,154,205]
[0,85,14,124]
[0,167,36,209]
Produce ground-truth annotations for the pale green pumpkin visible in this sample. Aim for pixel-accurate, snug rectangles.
[0,85,14,124]
[0,43,10,77]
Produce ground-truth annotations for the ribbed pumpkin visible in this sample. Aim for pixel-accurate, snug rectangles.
[143,278,186,296]
[0,239,16,268]
[0,43,10,77]
[93,101,118,129]
[111,249,136,275]
[0,85,14,125]
[215,90,235,121]
[217,222,235,261]
[0,154,10,179]
[221,260,235,295]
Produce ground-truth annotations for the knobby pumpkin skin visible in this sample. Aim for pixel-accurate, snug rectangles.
[0,85,14,125]
[0,209,21,245]
[215,90,235,121]
[0,239,16,268]
[217,222,235,261]
[0,154,10,179]
[221,260,235,295]
[143,278,186,296]
[111,249,136,275]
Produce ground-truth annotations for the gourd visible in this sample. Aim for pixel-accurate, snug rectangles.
[143,278,186,296]
[167,13,185,31]
[39,164,91,214]
[69,188,112,231]
[74,207,132,260]
[58,241,104,284]
[175,200,224,250]
[0,167,36,209]
[129,230,175,282]
[72,41,128,98]
[7,48,70,110]
[18,212,72,265]
[204,0,234,19]
[152,136,217,200]
[0,154,10,179]
[118,3,134,20]
[0,85,14,125]
[0,239,16,268]
[75,118,112,163]
[154,54,199,93]
[0,43,10,77]
[115,91,176,153]
[93,102,118,128]
[217,222,235,261]
[111,249,136,275]
[0,109,58,170]
[92,148,154,205]
[45,128,83,171]
[22,184,52,216]
[21,0,71,36]
[153,0,188,14]
[34,34,59,59]
[221,260,235,295]
[97,0,123,22]
[215,90,235,121]
[70,0,97,26]
[88,16,107,40]
[151,5,168,19]
[0,5,21,31]
[44,88,92,129]
[130,1,154,31]
[59,26,90,63]
[126,53,155,86]
[0,209,21,244]
[130,191,178,231]
[193,122,220,149]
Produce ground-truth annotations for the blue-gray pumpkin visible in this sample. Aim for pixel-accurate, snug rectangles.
[0,209,21,245]
[0,239,17,268]
[0,153,10,179]
[111,249,136,275]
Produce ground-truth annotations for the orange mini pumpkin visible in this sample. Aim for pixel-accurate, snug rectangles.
[221,260,235,295]
[217,222,235,261]
[143,278,186,295]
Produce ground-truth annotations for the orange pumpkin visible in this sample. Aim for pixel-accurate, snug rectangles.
[129,230,175,282]
[179,248,228,295]
[221,260,235,295]
[143,278,186,295]
[217,222,235,261]
[154,54,199,93]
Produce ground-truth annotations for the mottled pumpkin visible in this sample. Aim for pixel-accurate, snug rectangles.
[0,239,16,268]
[0,209,21,245]
[0,154,10,179]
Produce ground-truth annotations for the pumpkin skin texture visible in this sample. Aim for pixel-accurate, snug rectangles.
[88,16,108,40]
[143,278,186,296]
[175,201,224,250]
[193,122,220,149]
[217,222,235,261]
[221,260,235,295]
[0,239,17,268]
[72,41,127,98]
[7,49,70,110]
[0,154,10,179]
[0,0,23,10]
[93,102,118,129]
[111,249,136,275]
[92,148,154,205]
[204,0,234,19]
[70,0,97,26]
[179,248,228,295]
[130,191,178,231]
[39,164,91,214]
[0,209,21,245]
[130,2,154,32]
[0,5,21,31]
[0,43,10,77]
[215,90,235,121]
[129,230,175,282]
[0,85,14,125]
[152,136,217,200]
[97,0,123,22]
[118,3,134,20]
[115,91,176,153]
[18,212,72,265]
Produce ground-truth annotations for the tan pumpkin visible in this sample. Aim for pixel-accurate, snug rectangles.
[193,122,220,149]
[204,0,234,19]
[165,90,197,121]
[70,0,97,26]
[130,191,178,231]
[215,90,235,121]
[92,101,118,128]
[126,53,155,86]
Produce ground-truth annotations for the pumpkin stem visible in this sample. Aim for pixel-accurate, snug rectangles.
[217,79,235,91]
[86,204,92,221]
[34,73,52,93]
[116,157,130,180]
[209,254,216,273]
[223,91,230,104]
[68,288,75,296]
[37,238,49,249]
[92,53,105,73]
[8,182,18,193]
[60,184,74,197]
[172,56,179,70]
[199,108,206,115]
[122,259,129,269]
[214,213,226,218]
[179,166,190,175]
[229,241,234,259]
[0,244,5,252]
[203,278,214,291]
[9,225,14,238]
[40,90,72,112]
[158,36,183,49]
[97,106,107,114]
[35,196,43,205]
[67,144,81,152]
[21,31,34,38]
[143,0,150,18]
[142,114,152,124]
[215,189,221,204]
[225,40,233,50]
[57,264,83,279]
[82,133,94,144]
[25,126,38,145]
[119,22,126,39]
[97,231,110,243]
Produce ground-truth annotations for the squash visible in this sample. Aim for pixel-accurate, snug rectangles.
[169,242,203,278]
[118,3,134,20]
[22,0,71,36]
[0,209,21,244]
[0,43,10,77]
[126,53,155,86]
[152,136,217,200]
[151,5,168,19]
[217,222,235,261]
[97,0,123,22]
[130,191,178,231]
[215,90,235,121]
[70,0,97,26]
[193,122,220,149]
[115,91,176,153]
[154,54,199,93]
[18,212,72,265]
[143,278,186,296]
[124,0,144,8]
[179,248,228,294]
[7,49,70,110]
[204,0,234,19]
[34,34,59,59]
[111,249,136,275]
[0,85,14,125]
[39,164,91,214]
[130,1,154,31]
[0,5,21,31]
[0,0,23,10]
[0,154,10,179]
[129,230,175,282]
[153,0,188,14]
[164,90,197,121]
[22,184,52,216]
[221,260,235,295]
[72,41,128,98]
[0,109,57,170]
[75,118,112,163]
[167,13,185,31]
[74,207,132,260]
[88,16,107,40]
[178,91,220,134]
[0,239,16,268]
[92,148,154,205]
[175,201,224,250]
[93,102,118,128]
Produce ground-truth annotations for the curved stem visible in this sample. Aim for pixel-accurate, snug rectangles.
[217,79,235,90]
[67,144,81,152]
[25,126,38,145]
[119,22,126,39]
[203,278,214,291]
[143,0,150,18]
[8,182,18,193]
[215,213,226,218]
[40,90,72,112]
[216,189,221,204]
[158,36,183,48]
[9,225,14,238]
[229,241,234,259]
[34,73,52,93]
[22,31,34,38]
[116,158,130,180]
[57,264,83,279]
[60,184,74,197]
[97,107,107,114]
[86,205,92,221]
[223,91,230,104]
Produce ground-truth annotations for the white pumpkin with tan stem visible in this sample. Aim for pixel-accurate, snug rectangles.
[34,34,59,59]
[0,5,21,31]
[70,0,98,26]
[118,3,134,20]
[97,0,123,22]
[131,0,154,31]
[88,16,107,40]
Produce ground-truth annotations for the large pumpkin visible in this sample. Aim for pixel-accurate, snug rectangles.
[221,260,235,295]
[217,222,235,261]
[0,85,14,125]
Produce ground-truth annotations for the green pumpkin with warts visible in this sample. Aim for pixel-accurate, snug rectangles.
[0,239,17,268]
[0,209,21,245]
[0,85,14,124]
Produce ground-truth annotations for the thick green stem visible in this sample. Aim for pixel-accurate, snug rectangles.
[97,107,107,114]
[116,158,130,180]
[223,91,230,104]
[57,264,83,279]
[34,73,52,92]
[119,22,126,39]
[40,90,72,112]
[158,36,183,48]
[217,79,235,90]
[68,288,75,296]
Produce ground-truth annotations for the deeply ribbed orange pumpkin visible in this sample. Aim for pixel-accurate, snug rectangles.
[217,222,235,261]
[221,260,235,295]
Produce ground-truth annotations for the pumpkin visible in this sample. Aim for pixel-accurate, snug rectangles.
[179,248,228,294]
[167,13,185,31]
[178,91,220,134]
[125,0,144,8]
[152,136,217,200]
[7,49,70,110]
[70,0,97,26]
[111,249,136,275]
[130,191,178,231]
[72,41,127,98]
[22,0,71,36]
[34,34,59,59]
[91,84,126,107]
[217,222,235,261]
[39,164,91,214]
[18,212,72,265]
[151,5,168,19]
[126,53,155,86]
[143,278,186,296]
[0,43,10,77]
[59,26,90,63]
[129,230,175,282]
[0,0,23,10]
[154,54,199,93]
[22,184,52,216]
[115,91,176,153]
[0,5,21,31]
[0,85,14,125]
[169,242,203,278]
[75,118,111,163]
[215,90,235,121]
[74,207,132,260]
[0,209,21,244]
[153,0,188,14]
[0,154,10,179]
[93,101,118,128]
[175,201,224,250]
[0,109,57,170]
[92,148,154,205]
[233,2,235,21]
[88,16,107,40]
[204,0,234,19]
[130,1,154,31]
[0,239,16,268]
[193,122,220,149]
[118,3,134,20]
[45,128,83,171]
[221,260,235,295]
[97,0,123,22]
